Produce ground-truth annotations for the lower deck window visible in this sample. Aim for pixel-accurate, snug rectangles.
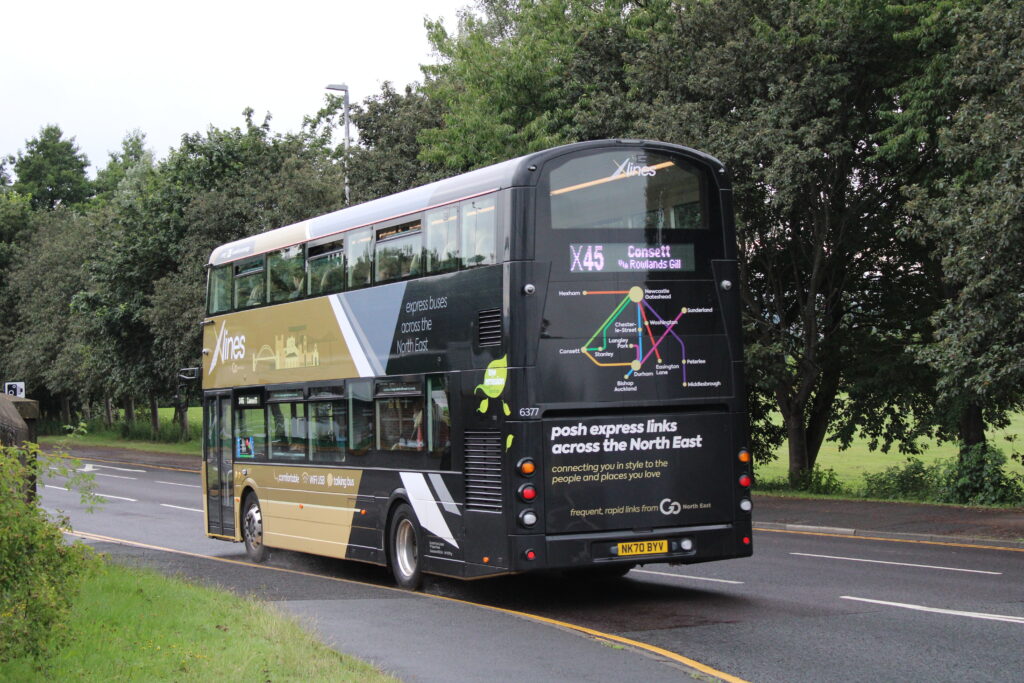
[235,406,266,460]
[310,400,348,463]
[269,402,307,460]
[377,395,425,451]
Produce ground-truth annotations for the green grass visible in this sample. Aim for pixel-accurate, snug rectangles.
[0,561,397,682]
[755,412,1024,489]
[38,406,203,456]
[38,432,201,456]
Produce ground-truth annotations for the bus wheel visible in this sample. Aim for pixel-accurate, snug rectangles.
[388,503,423,590]
[242,494,269,563]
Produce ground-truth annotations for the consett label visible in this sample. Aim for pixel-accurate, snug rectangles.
[209,321,247,374]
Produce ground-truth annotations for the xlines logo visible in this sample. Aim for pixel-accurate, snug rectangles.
[209,321,246,374]
[610,155,657,179]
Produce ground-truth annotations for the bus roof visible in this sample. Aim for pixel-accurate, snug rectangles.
[208,139,725,266]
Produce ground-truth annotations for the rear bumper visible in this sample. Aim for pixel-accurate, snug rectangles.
[506,520,753,573]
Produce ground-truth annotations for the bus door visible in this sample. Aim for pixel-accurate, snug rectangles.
[205,395,235,536]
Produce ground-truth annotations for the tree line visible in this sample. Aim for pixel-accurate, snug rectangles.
[1,0,1020,489]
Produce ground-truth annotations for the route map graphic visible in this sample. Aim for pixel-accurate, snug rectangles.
[581,285,693,384]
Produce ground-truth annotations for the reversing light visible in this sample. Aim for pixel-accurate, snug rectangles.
[739,498,752,512]
[517,458,537,476]
[680,538,694,551]
[738,474,752,488]
[519,509,538,527]
[519,484,537,501]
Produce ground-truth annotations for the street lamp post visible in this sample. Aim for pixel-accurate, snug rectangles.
[325,83,351,205]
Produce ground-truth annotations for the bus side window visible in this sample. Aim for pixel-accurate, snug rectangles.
[307,237,345,297]
[375,220,422,284]
[208,265,232,315]
[349,380,375,456]
[377,394,425,451]
[461,196,496,268]
[268,246,304,304]
[268,401,307,461]
[235,405,266,461]
[310,399,347,463]
[425,205,459,274]
[347,228,373,290]
[234,256,265,309]
[427,376,451,463]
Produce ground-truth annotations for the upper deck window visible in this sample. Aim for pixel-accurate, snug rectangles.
[268,245,305,304]
[425,205,460,274]
[307,237,345,296]
[375,220,422,283]
[461,196,496,268]
[544,150,705,232]
[234,256,265,308]
[347,228,373,290]
[208,265,231,315]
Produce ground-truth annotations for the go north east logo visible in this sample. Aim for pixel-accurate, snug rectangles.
[209,321,246,374]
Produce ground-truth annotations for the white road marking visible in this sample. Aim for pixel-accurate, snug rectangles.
[45,484,69,491]
[96,493,137,502]
[632,569,744,585]
[841,596,1024,624]
[91,472,137,480]
[156,480,201,489]
[80,463,145,473]
[160,504,203,513]
[792,552,1001,575]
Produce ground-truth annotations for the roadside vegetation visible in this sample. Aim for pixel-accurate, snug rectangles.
[37,406,202,456]
[0,440,393,680]
[0,562,397,682]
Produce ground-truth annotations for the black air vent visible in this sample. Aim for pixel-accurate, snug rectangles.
[464,430,503,511]
[478,308,502,347]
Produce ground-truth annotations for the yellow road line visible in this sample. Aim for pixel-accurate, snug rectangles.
[754,526,1024,553]
[67,529,748,683]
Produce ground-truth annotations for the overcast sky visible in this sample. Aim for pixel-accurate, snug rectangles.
[2,0,470,176]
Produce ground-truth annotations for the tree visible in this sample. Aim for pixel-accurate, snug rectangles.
[93,130,149,200]
[629,0,936,481]
[891,0,1024,449]
[10,125,92,210]
[346,82,448,202]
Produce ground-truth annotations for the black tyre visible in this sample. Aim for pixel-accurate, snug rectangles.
[388,503,424,590]
[242,494,270,563]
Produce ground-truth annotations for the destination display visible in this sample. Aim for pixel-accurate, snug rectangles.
[544,413,733,532]
[569,243,695,273]
[537,280,734,403]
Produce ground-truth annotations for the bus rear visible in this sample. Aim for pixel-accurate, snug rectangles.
[496,141,751,573]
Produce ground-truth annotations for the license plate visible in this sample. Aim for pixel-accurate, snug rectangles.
[617,539,668,557]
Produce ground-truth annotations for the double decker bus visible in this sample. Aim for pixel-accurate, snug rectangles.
[201,139,752,589]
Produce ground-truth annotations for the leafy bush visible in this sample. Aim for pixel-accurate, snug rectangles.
[941,443,1024,506]
[755,465,848,495]
[863,457,939,500]
[0,442,97,662]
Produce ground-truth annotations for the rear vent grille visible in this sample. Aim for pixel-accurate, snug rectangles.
[478,308,502,347]
[464,430,503,511]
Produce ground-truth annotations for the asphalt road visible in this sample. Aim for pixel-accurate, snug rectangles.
[42,453,1024,682]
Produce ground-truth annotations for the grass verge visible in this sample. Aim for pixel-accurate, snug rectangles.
[38,432,200,457]
[0,561,397,682]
